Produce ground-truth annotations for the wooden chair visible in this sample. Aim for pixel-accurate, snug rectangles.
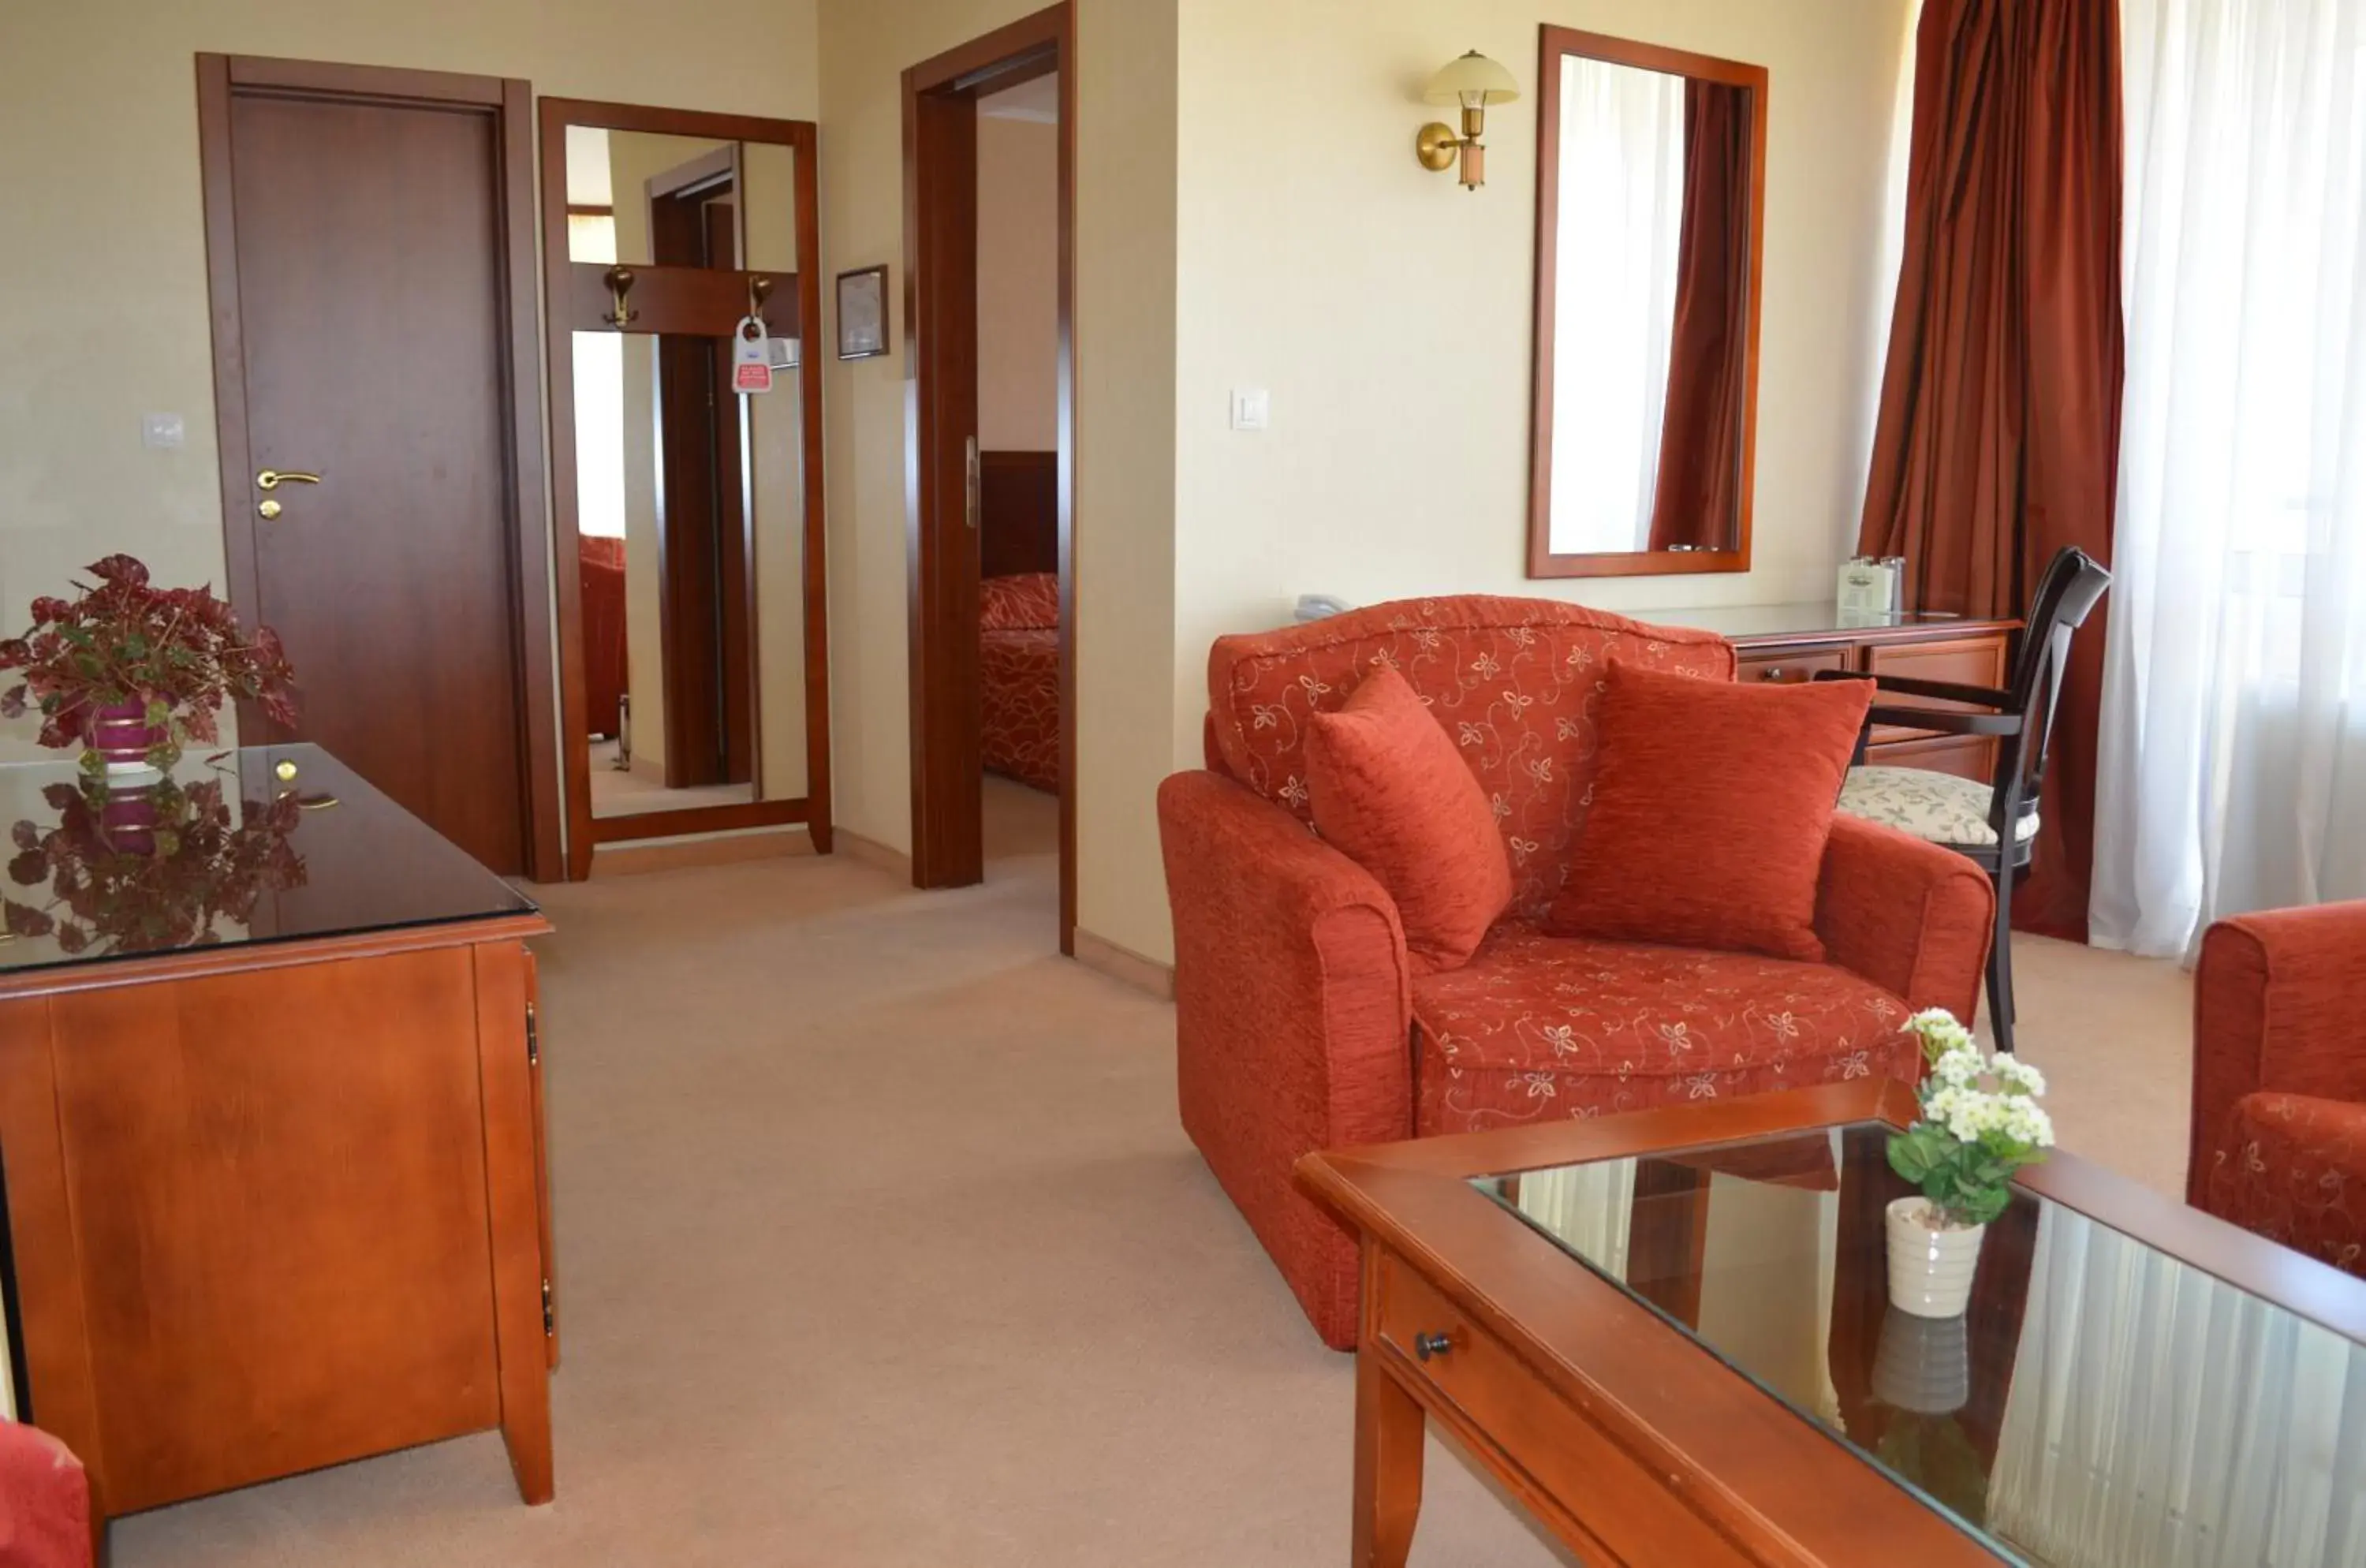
[1817,547,2112,1054]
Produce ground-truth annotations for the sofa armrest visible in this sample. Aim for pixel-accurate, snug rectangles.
[2189,901,2366,1206]
[2200,1092,2366,1275]
[0,1421,91,1568]
[1159,771,1413,1147]
[1815,814,1996,1022]
[1157,770,1412,1346]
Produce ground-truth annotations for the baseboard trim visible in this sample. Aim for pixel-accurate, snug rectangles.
[1071,928,1174,1000]
[592,827,812,876]
[836,827,914,881]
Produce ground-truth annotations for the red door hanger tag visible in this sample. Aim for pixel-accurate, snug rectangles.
[732,316,773,394]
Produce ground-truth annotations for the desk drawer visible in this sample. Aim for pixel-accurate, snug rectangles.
[1865,635,2010,746]
[1371,1250,1747,1565]
[1733,647,1851,686]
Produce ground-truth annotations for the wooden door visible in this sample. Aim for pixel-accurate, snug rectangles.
[200,58,551,877]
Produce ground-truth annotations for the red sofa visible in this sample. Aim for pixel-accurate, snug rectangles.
[1159,597,1997,1348]
[0,1422,90,1568]
[2192,901,2366,1279]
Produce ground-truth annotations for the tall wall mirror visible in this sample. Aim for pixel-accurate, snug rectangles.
[1526,28,1767,580]
[541,102,828,877]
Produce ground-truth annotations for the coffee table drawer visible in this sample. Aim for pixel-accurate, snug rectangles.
[1371,1250,1751,1566]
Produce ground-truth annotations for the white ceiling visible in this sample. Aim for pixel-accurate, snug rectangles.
[979,73,1058,125]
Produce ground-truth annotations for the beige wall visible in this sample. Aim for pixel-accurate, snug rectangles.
[1170,0,1917,773]
[817,0,1179,962]
[976,114,1061,451]
[2,0,1905,970]
[0,0,822,768]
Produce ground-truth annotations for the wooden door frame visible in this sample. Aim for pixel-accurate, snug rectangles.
[903,2,1079,953]
[539,99,833,878]
[196,54,561,881]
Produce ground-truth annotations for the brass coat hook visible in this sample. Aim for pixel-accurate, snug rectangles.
[603,266,638,328]
[748,274,774,327]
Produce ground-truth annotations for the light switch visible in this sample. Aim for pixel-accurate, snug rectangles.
[142,413,185,450]
[1230,388,1271,431]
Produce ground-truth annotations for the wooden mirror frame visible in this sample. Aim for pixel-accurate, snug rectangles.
[1525,27,1767,581]
[538,99,831,879]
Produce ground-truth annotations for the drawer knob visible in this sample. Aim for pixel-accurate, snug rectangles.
[1413,1331,1454,1361]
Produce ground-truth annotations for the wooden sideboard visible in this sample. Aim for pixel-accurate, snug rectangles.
[0,746,555,1538]
[1643,603,2021,782]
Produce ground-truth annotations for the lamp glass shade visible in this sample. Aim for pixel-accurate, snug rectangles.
[1424,51,1520,109]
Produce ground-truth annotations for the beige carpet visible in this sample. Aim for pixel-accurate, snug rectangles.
[110,787,2192,1566]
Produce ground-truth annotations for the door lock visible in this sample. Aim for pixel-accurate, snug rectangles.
[258,498,282,520]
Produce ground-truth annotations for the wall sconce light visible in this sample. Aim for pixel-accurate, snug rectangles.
[1416,50,1520,190]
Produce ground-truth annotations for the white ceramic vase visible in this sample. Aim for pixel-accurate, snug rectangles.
[1885,1196,1984,1319]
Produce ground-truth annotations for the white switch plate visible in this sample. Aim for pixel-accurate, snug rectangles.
[1230,388,1271,431]
[142,413,186,450]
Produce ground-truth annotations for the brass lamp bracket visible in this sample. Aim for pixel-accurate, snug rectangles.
[1415,122,1461,173]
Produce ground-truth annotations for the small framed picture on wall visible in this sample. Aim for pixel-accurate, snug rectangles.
[836,265,890,361]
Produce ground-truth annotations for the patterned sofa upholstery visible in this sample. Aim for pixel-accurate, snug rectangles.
[0,1421,90,1568]
[2192,901,2366,1279]
[1157,596,1998,1348]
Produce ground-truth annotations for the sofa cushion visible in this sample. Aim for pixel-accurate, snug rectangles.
[1838,765,2038,848]
[1412,922,1918,1135]
[2204,1092,2366,1279]
[1547,660,1872,963]
[1207,596,1733,923]
[1305,665,1513,973]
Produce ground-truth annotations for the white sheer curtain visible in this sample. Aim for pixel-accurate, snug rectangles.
[1513,1159,1636,1276]
[1547,57,1685,555]
[2091,0,2366,957]
[1987,1204,2366,1566]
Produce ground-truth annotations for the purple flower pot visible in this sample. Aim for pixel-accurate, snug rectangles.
[84,700,166,775]
[98,783,160,856]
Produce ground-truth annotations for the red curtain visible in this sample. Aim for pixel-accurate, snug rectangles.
[1648,80,1751,553]
[1858,0,2124,941]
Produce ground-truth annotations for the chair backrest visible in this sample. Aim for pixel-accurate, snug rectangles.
[1995,546,2112,822]
[1203,595,1733,921]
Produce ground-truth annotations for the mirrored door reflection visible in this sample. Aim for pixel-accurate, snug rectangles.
[566,126,807,823]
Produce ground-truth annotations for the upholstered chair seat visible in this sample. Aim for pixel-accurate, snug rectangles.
[1838,766,2040,849]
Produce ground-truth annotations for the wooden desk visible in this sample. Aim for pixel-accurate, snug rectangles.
[0,746,555,1533]
[1642,603,2021,781]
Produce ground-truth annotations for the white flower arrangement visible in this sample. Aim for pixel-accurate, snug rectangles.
[1886,1009,2054,1230]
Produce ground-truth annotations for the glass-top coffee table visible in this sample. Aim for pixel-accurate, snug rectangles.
[1295,1079,2366,1567]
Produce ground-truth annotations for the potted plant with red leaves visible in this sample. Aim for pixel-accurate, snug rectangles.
[0,555,298,780]
[3,773,308,956]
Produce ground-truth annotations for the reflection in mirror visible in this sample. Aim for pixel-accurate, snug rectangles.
[1530,32,1763,576]
[564,126,745,267]
[575,324,806,820]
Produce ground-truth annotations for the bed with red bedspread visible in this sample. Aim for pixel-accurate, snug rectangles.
[981,573,1060,793]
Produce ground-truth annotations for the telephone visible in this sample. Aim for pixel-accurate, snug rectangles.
[1294,594,1356,623]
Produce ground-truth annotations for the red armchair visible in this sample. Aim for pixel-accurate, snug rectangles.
[0,1421,91,1568]
[1159,597,1998,1348]
[2192,901,2366,1279]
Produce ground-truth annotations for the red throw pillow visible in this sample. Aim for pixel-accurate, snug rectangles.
[1545,661,1872,962]
[1306,665,1513,974]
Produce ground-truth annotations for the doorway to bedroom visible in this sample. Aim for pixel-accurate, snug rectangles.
[904,5,1076,951]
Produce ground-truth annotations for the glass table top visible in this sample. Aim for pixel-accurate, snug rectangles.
[1475,1123,2366,1566]
[0,744,536,975]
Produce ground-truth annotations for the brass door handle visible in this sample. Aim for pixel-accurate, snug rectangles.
[964,437,980,531]
[256,469,321,491]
